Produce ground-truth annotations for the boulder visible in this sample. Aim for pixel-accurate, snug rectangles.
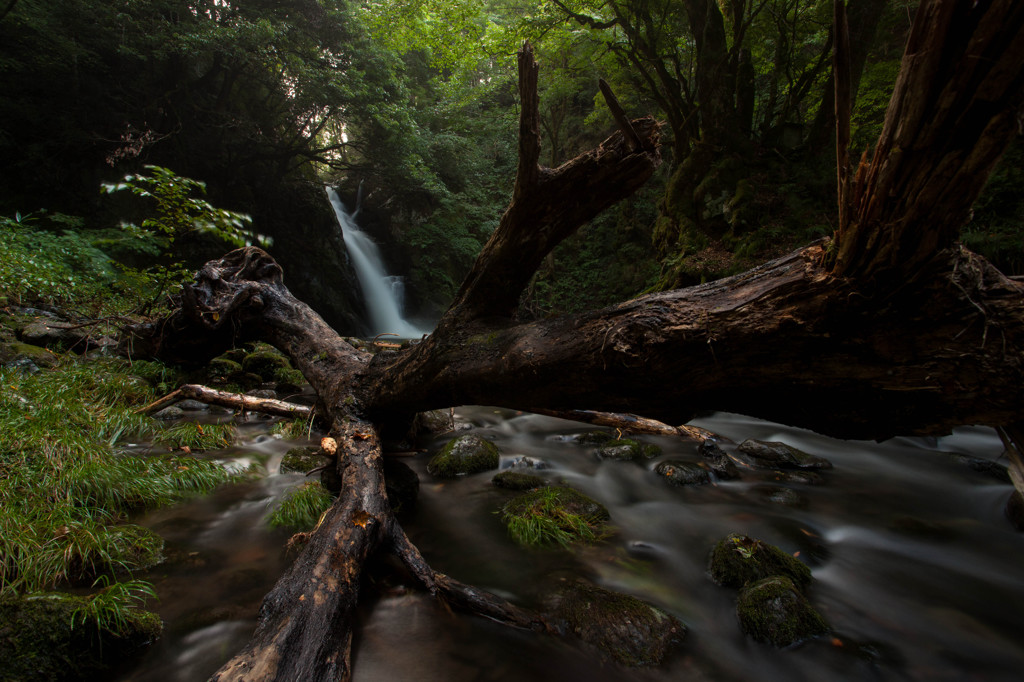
[553,580,686,666]
[279,446,322,474]
[597,439,661,461]
[426,434,500,478]
[707,533,811,590]
[698,440,740,479]
[737,440,833,470]
[736,575,829,647]
[241,349,291,381]
[655,460,710,486]
[0,341,59,369]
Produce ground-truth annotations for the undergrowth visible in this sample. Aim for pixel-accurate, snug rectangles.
[500,486,610,548]
[267,481,334,531]
[0,356,238,609]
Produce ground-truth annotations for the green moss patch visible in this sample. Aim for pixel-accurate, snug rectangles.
[554,581,686,666]
[500,486,610,548]
[736,575,829,647]
[0,590,161,682]
[427,434,500,478]
[279,446,322,474]
[492,471,545,490]
[707,533,811,590]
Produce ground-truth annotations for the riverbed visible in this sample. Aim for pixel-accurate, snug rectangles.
[120,408,1024,682]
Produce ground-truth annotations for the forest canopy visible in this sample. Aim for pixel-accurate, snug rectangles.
[3,0,1020,327]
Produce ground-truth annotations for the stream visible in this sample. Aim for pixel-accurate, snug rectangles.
[120,408,1024,682]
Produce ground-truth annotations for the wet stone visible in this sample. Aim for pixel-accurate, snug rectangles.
[699,440,741,479]
[707,533,812,590]
[574,431,614,445]
[154,406,186,420]
[492,471,545,490]
[427,433,500,478]
[736,575,829,647]
[509,455,549,470]
[553,580,687,667]
[280,446,322,474]
[655,460,711,486]
[176,399,210,411]
[955,456,1012,483]
[737,440,833,471]
[597,439,661,461]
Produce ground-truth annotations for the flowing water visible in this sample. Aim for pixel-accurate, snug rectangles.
[121,409,1024,682]
[326,187,426,339]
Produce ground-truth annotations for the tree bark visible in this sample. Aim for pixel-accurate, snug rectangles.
[127,8,1024,678]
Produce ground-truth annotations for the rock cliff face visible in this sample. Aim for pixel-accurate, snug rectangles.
[246,180,366,336]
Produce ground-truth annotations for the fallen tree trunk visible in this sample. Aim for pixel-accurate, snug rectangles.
[126,6,1024,679]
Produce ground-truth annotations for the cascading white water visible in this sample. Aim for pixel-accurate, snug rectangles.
[326,187,425,338]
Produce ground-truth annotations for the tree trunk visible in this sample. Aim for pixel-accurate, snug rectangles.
[128,6,1024,678]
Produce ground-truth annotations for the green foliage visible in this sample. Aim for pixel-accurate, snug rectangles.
[267,481,334,531]
[157,422,237,451]
[0,357,236,598]
[271,418,315,440]
[0,214,121,310]
[101,165,268,250]
[71,576,158,638]
[963,139,1024,275]
[500,486,610,548]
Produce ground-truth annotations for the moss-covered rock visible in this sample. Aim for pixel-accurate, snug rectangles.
[279,446,322,474]
[273,366,306,388]
[426,434,500,478]
[737,440,833,470]
[241,349,291,381]
[492,471,545,490]
[554,581,686,666]
[707,534,811,590]
[596,439,661,461]
[501,486,610,547]
[736,575,829,647]
[206,357,242,382]
[655,460,711,486]
[0,592,162,682]
[0,341,59,369]
[574,431,614,445]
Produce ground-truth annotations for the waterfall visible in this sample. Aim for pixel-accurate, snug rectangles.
[326,187,425,338]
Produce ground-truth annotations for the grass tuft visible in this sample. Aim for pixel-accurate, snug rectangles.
[267,481,334,531]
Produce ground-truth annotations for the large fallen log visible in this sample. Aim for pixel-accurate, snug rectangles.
[126,6,1024,679]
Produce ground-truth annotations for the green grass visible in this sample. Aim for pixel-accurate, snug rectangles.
[500,486,610,549]
[0,356,238,604]
[157,422,237,450]
[267,481,334,531]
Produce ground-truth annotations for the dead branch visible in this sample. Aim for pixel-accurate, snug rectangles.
[137,384,312,419]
